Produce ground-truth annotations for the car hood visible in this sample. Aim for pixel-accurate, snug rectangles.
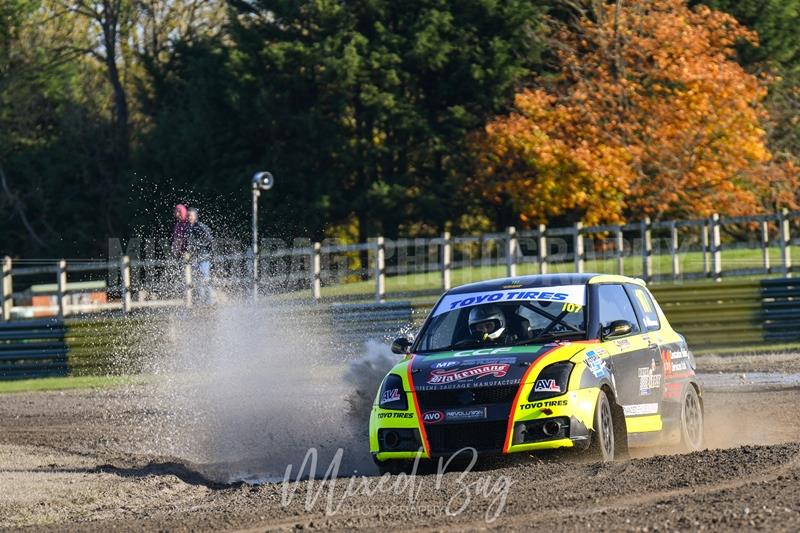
[406,344,571,392]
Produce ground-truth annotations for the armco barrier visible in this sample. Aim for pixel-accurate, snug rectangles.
[1,279,799,380]
[649,277,800,348]
[0,314,168,380]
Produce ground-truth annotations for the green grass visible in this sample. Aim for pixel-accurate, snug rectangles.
[311,245,795,300]
[0,375,148,394]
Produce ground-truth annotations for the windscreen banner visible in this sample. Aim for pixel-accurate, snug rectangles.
[432,285,586,317]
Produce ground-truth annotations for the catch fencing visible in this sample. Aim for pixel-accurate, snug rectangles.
[1,209,799,319]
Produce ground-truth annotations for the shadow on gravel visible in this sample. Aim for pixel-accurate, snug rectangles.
[96,462,231,489]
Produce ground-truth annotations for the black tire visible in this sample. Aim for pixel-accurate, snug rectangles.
[589,390,616,461]
[679,385,704,451]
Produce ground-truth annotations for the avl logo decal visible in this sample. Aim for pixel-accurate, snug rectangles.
[534,379,561,393]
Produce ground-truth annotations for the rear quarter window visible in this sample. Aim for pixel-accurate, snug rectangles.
[628,285,661,331]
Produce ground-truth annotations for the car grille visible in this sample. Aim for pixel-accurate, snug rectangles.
[425,421,508,454]
[416,385,518,411]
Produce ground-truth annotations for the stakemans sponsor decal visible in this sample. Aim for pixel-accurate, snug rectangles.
[432,285,586,317]
[427,363,510,385]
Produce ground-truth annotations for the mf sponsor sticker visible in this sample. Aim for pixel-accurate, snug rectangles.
[432,360,458,369]
[380,388,401,405]
[427,363,510,385]
[432,285,586,317]
[534,379,561,393]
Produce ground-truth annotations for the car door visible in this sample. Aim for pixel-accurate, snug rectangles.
[595,283,663,427]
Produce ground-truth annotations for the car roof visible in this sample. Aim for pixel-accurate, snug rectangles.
[446,273,645,295]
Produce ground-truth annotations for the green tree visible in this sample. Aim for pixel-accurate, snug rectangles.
[700,0,800,158]
[217,0,544,240]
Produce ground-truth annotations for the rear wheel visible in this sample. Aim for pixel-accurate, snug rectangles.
[679,386,704,451]
[589,390,615,461]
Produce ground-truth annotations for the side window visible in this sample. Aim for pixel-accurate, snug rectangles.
[596,284,641,334]
[628,285,661,331]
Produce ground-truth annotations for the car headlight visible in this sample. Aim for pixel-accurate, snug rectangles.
[379,374,408,410]
[528,362,574,401]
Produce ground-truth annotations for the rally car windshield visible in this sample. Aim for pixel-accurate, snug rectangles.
[414,285,588,354]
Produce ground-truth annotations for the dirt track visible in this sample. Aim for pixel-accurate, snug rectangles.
[2,356,800,531]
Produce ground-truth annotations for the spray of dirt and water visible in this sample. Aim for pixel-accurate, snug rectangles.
[118,298,401,483]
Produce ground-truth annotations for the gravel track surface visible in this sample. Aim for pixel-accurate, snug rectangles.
[1,358,800,531]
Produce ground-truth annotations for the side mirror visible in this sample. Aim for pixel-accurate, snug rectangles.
[602,319,634,340]
[391,337,412,355]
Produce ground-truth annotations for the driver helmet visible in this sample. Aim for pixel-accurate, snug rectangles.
[468,305,506,340]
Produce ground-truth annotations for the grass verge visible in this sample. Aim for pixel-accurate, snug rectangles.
[0,375,148,394]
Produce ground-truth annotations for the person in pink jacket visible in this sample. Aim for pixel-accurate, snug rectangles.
[171,204,189,258]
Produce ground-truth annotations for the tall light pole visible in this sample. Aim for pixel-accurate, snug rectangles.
[251,171,274,300]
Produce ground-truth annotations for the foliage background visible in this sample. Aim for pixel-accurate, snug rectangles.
[1,0,798,258]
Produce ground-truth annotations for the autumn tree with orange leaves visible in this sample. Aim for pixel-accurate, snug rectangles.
[472,0,798,226]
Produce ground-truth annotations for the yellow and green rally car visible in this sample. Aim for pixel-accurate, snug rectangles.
[370,274,703,472]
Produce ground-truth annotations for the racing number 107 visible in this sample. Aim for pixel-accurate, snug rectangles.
[562,303,583,313]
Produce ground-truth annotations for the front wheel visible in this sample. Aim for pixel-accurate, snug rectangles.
[679,385,704,451]
[588,390,615,461]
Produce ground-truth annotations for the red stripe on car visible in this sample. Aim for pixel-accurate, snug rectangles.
[406,355,430,457]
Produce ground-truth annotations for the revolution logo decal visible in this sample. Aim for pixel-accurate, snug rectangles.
[427,363,510,385]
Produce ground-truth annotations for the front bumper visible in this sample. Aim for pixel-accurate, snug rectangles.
[370,387,600,462]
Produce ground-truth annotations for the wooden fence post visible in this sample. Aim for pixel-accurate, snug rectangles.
[574,222,584,273]
[56,259,67,318]
[670,221,680,280]
[761,220,770,273]
[1,257,11,321]
[641,217,652,282]
[537,224,548,275]
[701,222,710,277]
[442,231,452,291]
[615,227,624,275]
[184,261,193,308]
[311,242,322,301]
[375,236,385,302]
[779,208,792,275]
[120,255,132,313]
[710,213,722,280]
[506,226,518,278]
